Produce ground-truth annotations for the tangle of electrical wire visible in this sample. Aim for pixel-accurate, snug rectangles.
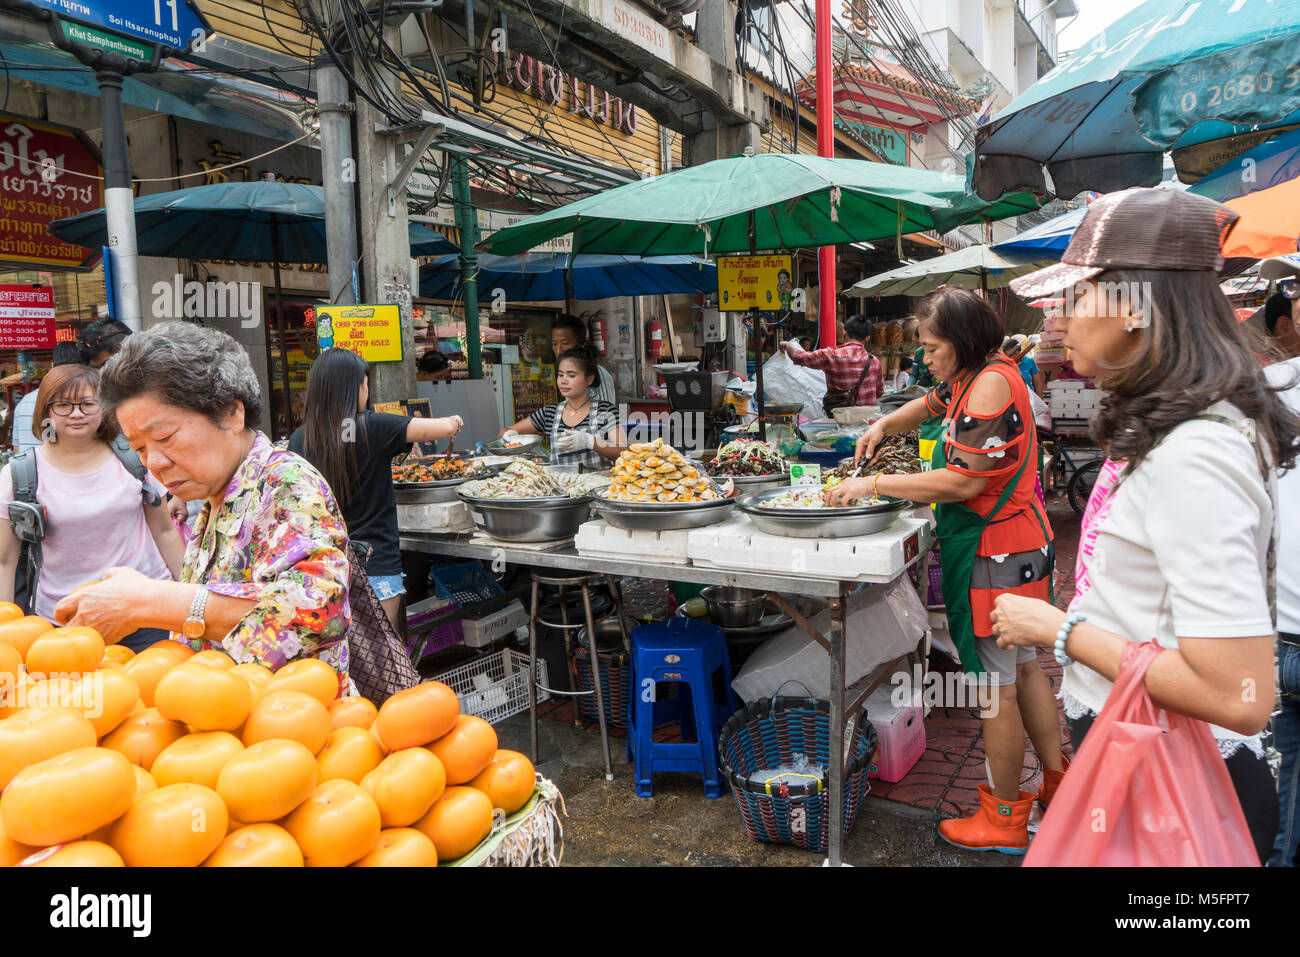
[787,0,972,172]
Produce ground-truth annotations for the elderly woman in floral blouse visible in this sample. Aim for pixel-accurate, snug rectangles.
[53,322,352,690]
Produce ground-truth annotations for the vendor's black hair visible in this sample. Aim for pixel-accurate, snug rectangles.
[301,347,371,509]
[843,315,872,342]
[899,356,913,372]
[557,343,599,387]
[552,314,589,342]
[1265,291,1293,335]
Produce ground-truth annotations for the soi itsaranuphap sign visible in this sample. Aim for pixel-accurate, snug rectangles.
[315,303,403,363]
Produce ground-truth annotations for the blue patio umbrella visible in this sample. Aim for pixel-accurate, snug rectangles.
[419,252,717,302]
[48,181,456,437]
[973,0,1300,200]
[47,181,457,260]
[991,206,1088,260]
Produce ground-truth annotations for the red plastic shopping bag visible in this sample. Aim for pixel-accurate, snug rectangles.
[1026,640,1259,866]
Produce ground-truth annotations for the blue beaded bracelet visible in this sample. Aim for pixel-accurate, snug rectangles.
[1055,613,1086,667]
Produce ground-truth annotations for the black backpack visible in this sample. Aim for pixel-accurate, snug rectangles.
[8,437,163,614]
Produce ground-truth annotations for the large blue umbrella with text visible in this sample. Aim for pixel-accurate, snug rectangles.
[972,0,1300,201]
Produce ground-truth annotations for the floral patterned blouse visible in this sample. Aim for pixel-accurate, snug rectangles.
[174,431,352,687]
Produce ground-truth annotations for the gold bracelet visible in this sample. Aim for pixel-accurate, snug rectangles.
[872,473,881,499]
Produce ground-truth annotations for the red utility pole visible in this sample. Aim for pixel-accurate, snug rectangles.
[815,0,836,348]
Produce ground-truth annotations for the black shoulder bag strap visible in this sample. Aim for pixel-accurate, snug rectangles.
[848,352,874,405]
[109,435,163,507]
[10,449,43,615]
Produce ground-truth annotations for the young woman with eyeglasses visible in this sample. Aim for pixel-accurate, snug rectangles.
[0,364,185,651]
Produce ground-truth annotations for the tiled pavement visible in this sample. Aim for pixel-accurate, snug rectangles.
[869,492,1080,816]
[537,491,1085,819]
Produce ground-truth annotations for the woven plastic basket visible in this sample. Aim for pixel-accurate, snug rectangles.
[718,696,877,853]
[572,645,630,729]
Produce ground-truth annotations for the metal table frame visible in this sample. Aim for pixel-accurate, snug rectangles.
[400,532,929,866]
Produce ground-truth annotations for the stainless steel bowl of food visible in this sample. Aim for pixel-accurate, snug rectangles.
[736,487,912,538]
[725,471,791,494]
[484,434,544,456]
[589,490,736,531]
[393,463,502,504]
[457,493,593,542]
[700,585,767,628]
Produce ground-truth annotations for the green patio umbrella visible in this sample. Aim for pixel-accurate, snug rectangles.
[476,152,1039,440]
[476,153,1040,257]
[848,245,1049,298]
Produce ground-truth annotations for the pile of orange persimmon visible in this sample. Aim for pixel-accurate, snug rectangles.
[0,603,536,867]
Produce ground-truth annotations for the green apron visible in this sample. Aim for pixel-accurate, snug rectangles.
[921,364,1038,676]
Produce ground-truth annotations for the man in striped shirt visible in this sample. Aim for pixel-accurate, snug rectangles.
[779,315,883,407]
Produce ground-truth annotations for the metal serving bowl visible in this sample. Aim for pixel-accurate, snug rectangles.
[700,585,767,628]
[456,493,593,542]
[763,402,804,417]
[716,470,790,494]
[589,490,736,531]
[393,463,502,504]
[736,488,912,539]
[484,434,544,456]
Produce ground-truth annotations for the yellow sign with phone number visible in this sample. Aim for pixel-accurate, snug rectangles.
[315,303,404,363]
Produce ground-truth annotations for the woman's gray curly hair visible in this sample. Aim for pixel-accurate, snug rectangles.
[98,321,263,429]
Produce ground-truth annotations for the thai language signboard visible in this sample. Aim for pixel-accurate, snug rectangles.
[0,118,103,268]
[716,255,795,312]
[0,285,57,350]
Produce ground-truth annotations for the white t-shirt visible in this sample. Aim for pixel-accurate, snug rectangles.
[1063,400,1274,756]
[0,446,172,620]
[1265,357,1300,634]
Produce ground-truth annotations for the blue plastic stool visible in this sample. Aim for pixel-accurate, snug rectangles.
[628,617,741,798]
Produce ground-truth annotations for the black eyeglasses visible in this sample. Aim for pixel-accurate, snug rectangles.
[49,399,100,416]
[1279,278,1300,301]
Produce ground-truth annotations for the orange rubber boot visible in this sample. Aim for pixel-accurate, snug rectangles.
[937,784,1034,855]
[1036,755,1071,810]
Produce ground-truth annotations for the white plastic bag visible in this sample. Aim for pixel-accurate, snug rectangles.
[731,578,928,703]
[1028,390,1052,431]
[760,351,826,423]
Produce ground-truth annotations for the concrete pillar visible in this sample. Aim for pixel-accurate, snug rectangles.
[317,59,359,307]
[353,24,418,404]
[684,0,762,167]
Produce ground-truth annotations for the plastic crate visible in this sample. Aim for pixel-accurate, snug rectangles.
[404,581,463,659]
[433,649,550,725]
[462,599,528,648]
[431,561,505,607]
[797,448,847,468]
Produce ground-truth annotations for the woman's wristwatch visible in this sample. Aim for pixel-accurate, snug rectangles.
[182,586,209,640]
